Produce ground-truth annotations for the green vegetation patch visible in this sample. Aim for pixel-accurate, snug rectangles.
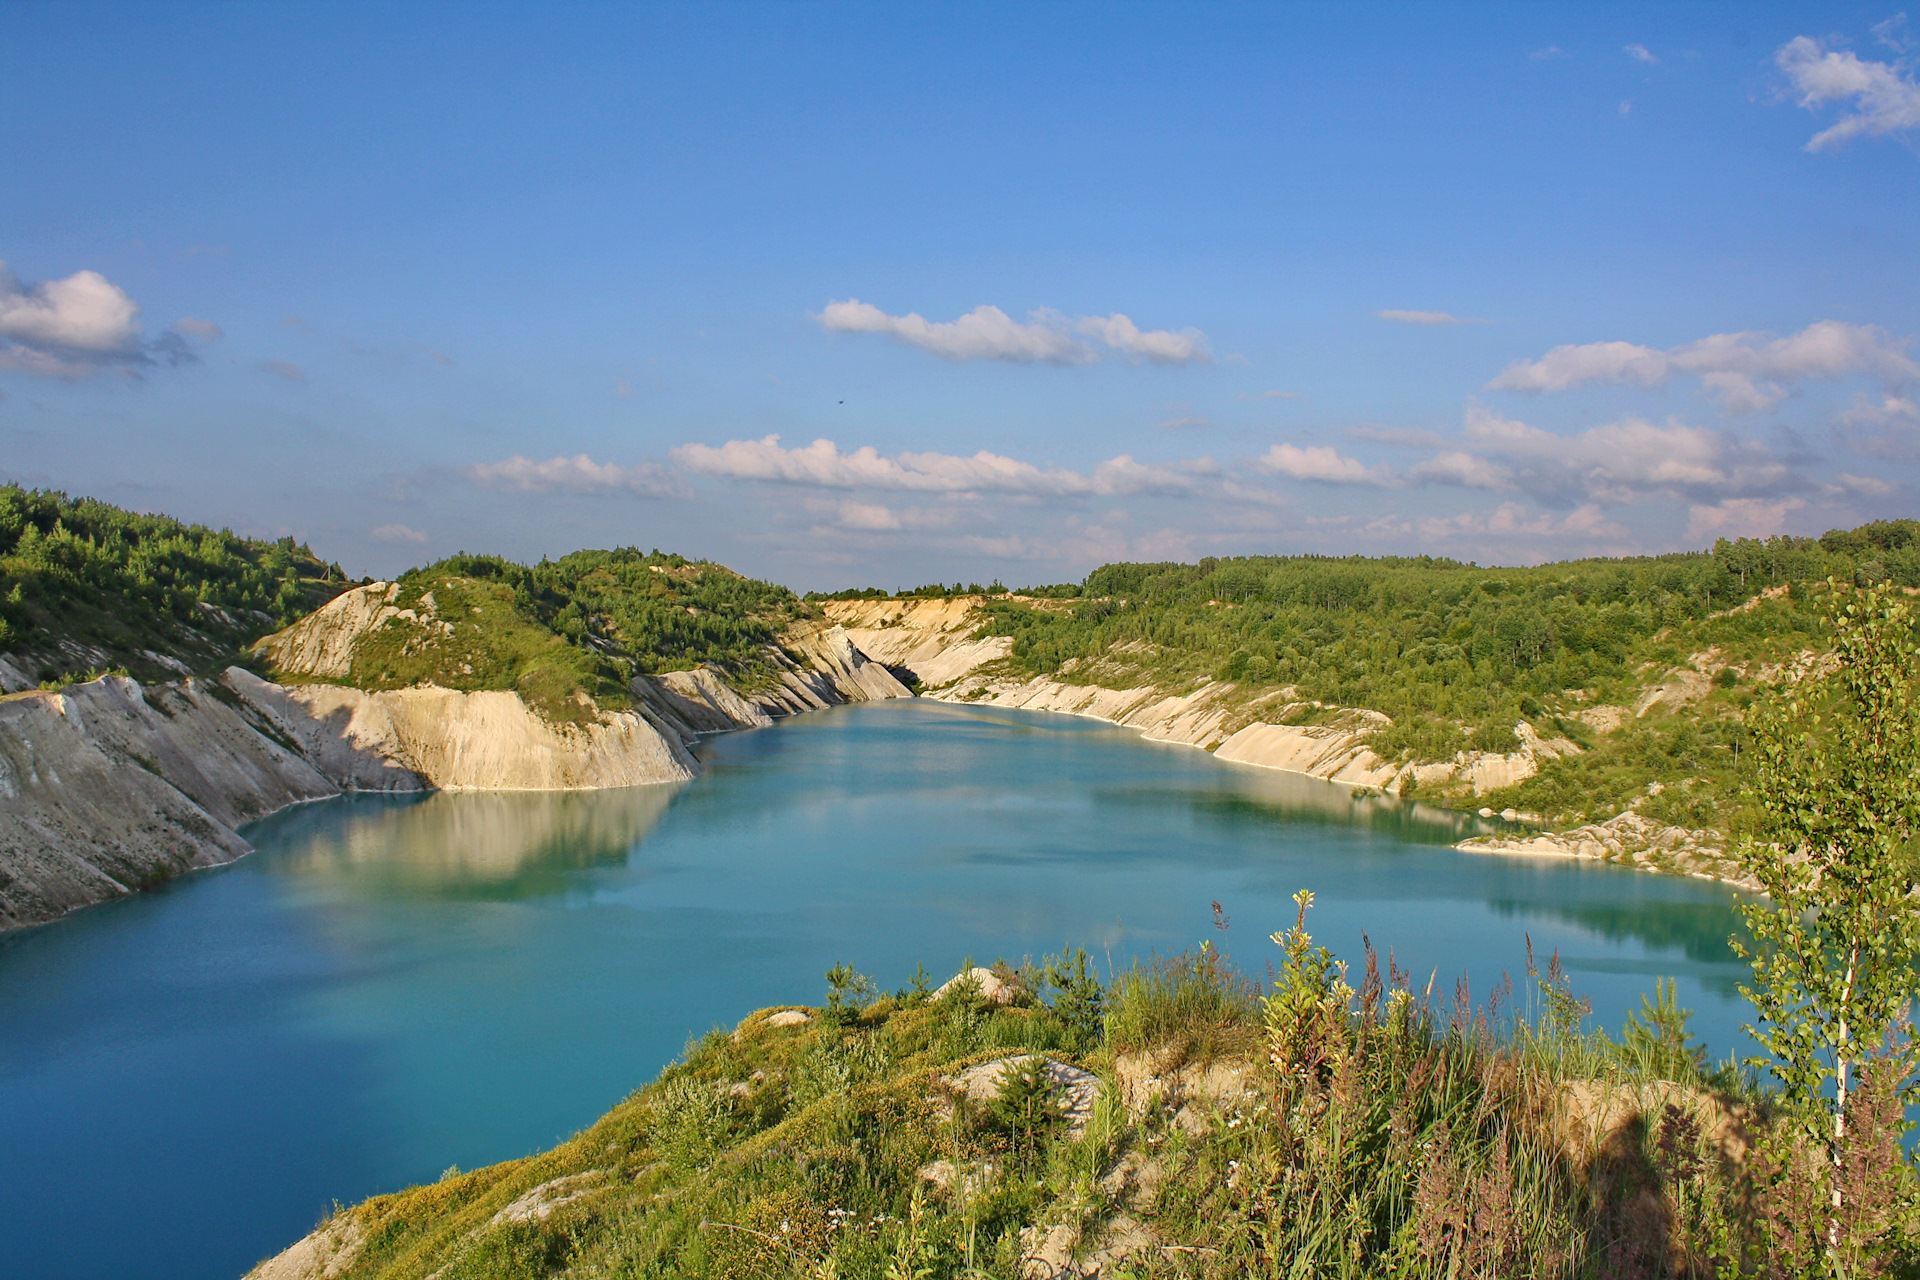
[0,483,346,683]
[342,572,634,726]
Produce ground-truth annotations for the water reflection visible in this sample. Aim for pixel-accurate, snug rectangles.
[252,785,685,899]
[1119,778,1480,846]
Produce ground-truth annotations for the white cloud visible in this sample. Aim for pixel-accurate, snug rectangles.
[1834,471,1896,496]
[1624,43,1659,65]
[1239,389,1302,401]
[461,454,681,497]
[170,317,222,341]
[835,501,904,531]
[370,524,429,545]
[818,299,1092,364]
[1776,34,1920,151]
[1411,450,1513,489]
[1255,443,1395,486]
[671,435,1199,497]
[1158,414,1209,429]
[1529,46,1567,61]
[815,299,1210,366]
[0,261,161,377]
[1685,497,1808,541]
[1416,501,1629,543]
[260,360,306,383]
[0,264,138,352]
[1074,313,1212,365]
[1376,309,1481,326]
[1839,391,1920,425]
[1487,319,1920,412]
[1445,404,1792,503]
[1258,405,1808,507]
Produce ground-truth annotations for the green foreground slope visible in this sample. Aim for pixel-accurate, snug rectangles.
[255,941,1909,1280]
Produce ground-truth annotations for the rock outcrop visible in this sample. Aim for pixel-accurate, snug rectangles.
[820,596,1015,687]
[255,582,407,678]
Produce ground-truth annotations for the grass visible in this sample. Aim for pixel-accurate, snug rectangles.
[260,917,1919,1279]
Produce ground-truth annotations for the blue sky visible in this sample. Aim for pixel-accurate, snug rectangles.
[3,3,1917,588]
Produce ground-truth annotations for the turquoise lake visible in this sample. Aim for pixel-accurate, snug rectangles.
[0,700,1753,1279]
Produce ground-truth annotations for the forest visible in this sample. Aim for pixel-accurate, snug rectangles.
[0,483,346,682]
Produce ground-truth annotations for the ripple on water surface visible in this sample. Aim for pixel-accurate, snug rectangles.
[0,699,1751,1280]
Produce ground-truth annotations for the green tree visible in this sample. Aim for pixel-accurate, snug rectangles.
[1733,582,1920,1261]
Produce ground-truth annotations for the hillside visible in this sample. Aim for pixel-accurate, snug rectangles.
[0,483,347,690]
[821,522,1920,886]
[247,943,1846,1279]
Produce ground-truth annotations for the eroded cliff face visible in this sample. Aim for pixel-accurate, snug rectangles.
[0,673,403,930]
[267,682,700,791]
[0,596,907,931]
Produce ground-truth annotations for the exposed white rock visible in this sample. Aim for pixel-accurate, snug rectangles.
[1212,722,1397,788]
[763,1009,813,1028]
[946,1055,1103,1133]
[825,595,1014,687]
[489,1171,608,1226]
[649,666,774,731]
[0,672,389,930]
[1635,666,1711,718]
[935,965,1023,1006]
[1456,808,1757,891]
[256,581,401,679]
[1574,705,1628,734]
[784,622,913,704]
[1020,1213,1153,1280]
[0,656,32,693]
[223,668,426,792]
[241,1213,363,1280]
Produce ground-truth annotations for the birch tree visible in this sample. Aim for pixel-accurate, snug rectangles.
[1734,582,1920,1259]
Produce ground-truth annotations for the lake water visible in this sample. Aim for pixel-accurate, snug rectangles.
[0,700,1753,1280]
